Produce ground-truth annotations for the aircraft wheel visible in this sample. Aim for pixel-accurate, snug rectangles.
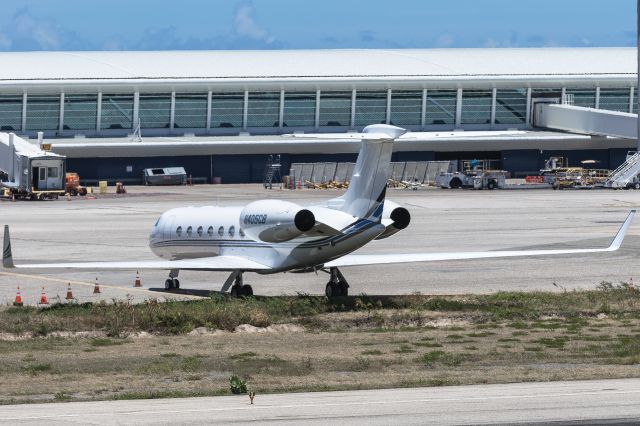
[230,285,241,298]
[242,285,253,297]
[338,282,349,297]
[165,279,173,291]
[173,279,180,289]
[325,282,336,298]
[634,183,640,190]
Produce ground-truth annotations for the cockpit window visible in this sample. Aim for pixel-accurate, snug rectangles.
[176,226,182,237]
[197,226,203,237]
[229,226,235,237]
[187,226,193,237]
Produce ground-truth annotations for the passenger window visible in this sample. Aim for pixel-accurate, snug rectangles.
[229,226,235,237]
[197,226,203,237]
[218,226,224,237]
[207,226,214,237]
[187,226,192,237]
[239,228,245,238]
[176,226,182,236]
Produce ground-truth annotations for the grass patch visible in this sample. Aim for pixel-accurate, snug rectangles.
[361,350,383,356]
[21,363,52,375]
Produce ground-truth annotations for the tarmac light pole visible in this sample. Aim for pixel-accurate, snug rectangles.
[638,0,640,151]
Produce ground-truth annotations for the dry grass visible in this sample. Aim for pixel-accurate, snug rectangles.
[1,283,640,404]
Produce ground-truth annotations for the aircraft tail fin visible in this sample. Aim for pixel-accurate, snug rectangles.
[339,124,406,220]
[3,225,14,268]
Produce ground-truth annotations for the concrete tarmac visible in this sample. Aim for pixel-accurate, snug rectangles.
[1,185,640,304]
[1,378,639,425]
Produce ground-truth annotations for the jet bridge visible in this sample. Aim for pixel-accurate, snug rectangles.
[534,103,640,188]
[534,103,637,140]
[0,132,66,199]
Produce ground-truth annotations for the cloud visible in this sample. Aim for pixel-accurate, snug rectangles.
[233,1,275,44]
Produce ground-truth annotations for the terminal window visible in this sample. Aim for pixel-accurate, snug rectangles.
[26,95,60,131]
[495,89,527,125]
[63,94,97,131]
[390,90,422,126]
[174,93,207,129]
[211,93,244,128]
[283,92,316,127]
[565,88,596,108]
[319,91,352,127]
[139,94,171,129]
[0,96,23,131]
[247,92,280,127]
[461,90,492,125]
[425,90,456,126]
[599,88,630,113]
[101,94,134,130]
[354,91,387,127]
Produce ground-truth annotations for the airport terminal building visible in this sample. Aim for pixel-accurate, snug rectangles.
[0,48,636,183]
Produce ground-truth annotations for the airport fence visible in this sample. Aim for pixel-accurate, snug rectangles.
[288,161,452,188]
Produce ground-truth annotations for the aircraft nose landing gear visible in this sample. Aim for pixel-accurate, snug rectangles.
[164,269,180,291]
[325,267,349,298]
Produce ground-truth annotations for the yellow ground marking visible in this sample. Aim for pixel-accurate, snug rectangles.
[0,271,206,300]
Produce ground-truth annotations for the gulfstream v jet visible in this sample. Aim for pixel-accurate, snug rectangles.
[2,125,635,297]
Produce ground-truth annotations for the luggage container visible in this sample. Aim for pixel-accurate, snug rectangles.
[143,167,187,185]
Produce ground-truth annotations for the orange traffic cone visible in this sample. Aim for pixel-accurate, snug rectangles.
[93,277,101,294]
[13,286,23,307]
[134,271,142,288]
[39,286,49,305]
[65,283,74,300]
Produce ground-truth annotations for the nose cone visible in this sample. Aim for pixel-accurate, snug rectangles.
[362,124,407,139]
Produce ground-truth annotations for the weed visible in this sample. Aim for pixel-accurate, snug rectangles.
[229,375,247,394]
[361,350,383,356]
[22,363,52,375]
[393,345,415,354]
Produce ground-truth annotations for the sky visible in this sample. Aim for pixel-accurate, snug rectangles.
[0,0,636,51]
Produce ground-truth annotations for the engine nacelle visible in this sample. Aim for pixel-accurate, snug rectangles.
[375,200,411,240]
[240,200,315,243]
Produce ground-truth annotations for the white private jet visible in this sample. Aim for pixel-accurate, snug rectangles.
[2,124,635,298]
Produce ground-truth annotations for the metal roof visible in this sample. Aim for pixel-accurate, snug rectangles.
[0,48,635,87]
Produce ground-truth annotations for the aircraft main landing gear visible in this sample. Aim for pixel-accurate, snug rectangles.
[229,272,253,297]
[325,267,349,298]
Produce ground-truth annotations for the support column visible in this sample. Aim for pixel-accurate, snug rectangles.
[315,89,321,129]
[169,91,176,130]
[630,87,635,113]
[96,92,102,133]
[21,93,27,132]
[58,92,65,133]
[525,88,532,128]
[595,87,600,109]
[637,0,640,150]
[455,88,463,128]
[279,89,285,129]
[350,88,356,129]
[421,89,427,128]
[242,90,249,130]
[206,91,212,131]
[490,87,497,128]
[133,92,140,130]
[385,88,392,125]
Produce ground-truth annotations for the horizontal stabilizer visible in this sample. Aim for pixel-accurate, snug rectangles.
[326,210,635,268]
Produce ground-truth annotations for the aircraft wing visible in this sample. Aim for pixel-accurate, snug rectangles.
[325,210,635,268]
[2,228,270,272]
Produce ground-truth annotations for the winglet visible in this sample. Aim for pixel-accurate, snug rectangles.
[3,225,14,268]
[607,210,636,251]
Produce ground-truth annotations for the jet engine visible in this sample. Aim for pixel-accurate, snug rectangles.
[240,200,316,243]
[375,200,411,240]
